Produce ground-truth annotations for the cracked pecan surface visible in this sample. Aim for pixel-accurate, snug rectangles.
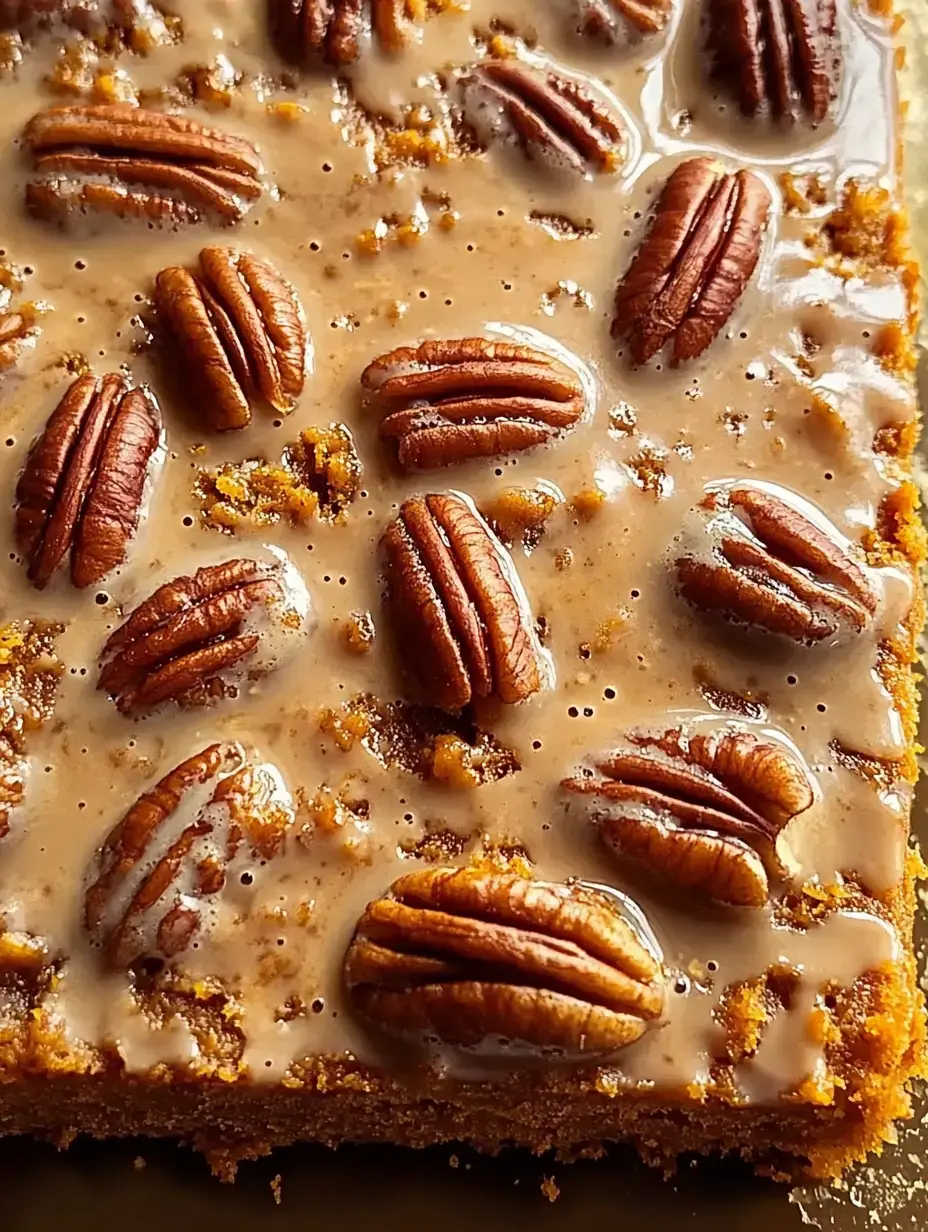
[154,247,308,431]
[382,493,546,711]
[707,0,839,124]
[84,743,293,968]
[98,558,297,714]
[361,338,585,470]
[675,483,879,644]
[564,728,815,907]
[570,0,673,43]
[613,157,772,364]
[344,866,664,1056]
[459,59,625,177]
[22,105,264,228]
[15,373,162,590]
[268,0,437,66]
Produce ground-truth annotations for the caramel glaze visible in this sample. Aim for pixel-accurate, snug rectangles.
[0,0,918,1095]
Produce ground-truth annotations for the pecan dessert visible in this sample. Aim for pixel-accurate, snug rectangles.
[345,866,664,1055]
[22,105,264,227]
[563,727,815,907]
[85,742,294,967]
[98,557,312,713]
[14,373,163,589]
[458,59,626,176]
[706,0,840,124]
[154,247,308,430]
[569,0,674,44]
[675,483,879,644]
[613,157,772,364]
[0,0,922,1192]
[381,492,549,710]
[361,337,586,469]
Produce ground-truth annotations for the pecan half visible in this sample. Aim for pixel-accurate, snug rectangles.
[268,0,430,66]
[15,373,162,590]
[84,743,294,968]
[0,309,39,373]
[361,338,585,470]
[570,0,673,44]
[98,557,310,714]
[22,105,264,228]
[154,247,308,431]
[344,867,663,1056]
[707,0,839,124]
[613,157,772,364]
[382,492,548,711]
[564,728,814,907]
[458,60,625,177]
[675,483,878,643]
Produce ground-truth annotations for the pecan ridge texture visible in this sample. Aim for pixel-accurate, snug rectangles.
[154,247,308,431]
[459,59,626,177]
[344,866,664,1057]
[361,337,586,470]
[98,557,306,714]
[84,742,294,968]
[382,492,548,711]
[612,156,772,364]
[571,0,673,44]
[23,105,264,228]
[707,0,839,124]
[269,0,435,66]
[15,373,162,590]
[563,727,815,907]
[675,483,879,644]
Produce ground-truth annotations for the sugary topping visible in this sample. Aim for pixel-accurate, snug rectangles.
[0,0,918,1103]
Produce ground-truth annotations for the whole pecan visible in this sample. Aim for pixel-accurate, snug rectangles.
[84,742,294,968]
[15,373,162,590]
[564,727,814,907]
[154,247,308,431]
[458,59,625,177]
[707,0,839,124]
[613,157,772,364]
[570,0,673,44]
[0,309,39,373]
[344,866,664,1057]
[22,105,264,228]
[361,338,585,470]
[382,492,548,711]
[268,0,428,66]
[98,556,310,714]
[675,483,878,644]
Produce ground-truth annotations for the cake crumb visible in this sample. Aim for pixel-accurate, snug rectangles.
[540,1175,560,1203]
[271,1174,283,1204]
